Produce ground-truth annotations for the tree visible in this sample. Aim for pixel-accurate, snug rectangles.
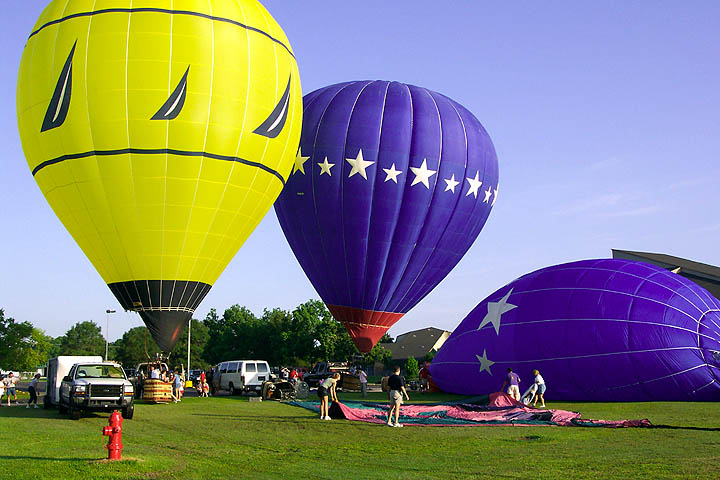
[113,319,209,370]
[47,335,63,359]
[0,309,51,370]
[423,349,437,364]
[364,343,392,368]
[203,306,260,364]
[169,319,210,371]
[379,333,393,343]
[406,356,419,379]
[114,326,159,367]
[289,301,325,364]
[200,299,387,366]
[59,321,105,356]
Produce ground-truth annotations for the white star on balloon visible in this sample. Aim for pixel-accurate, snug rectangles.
[317,157,334,176]
[477,288,517,335]
[444,174,460,193]
[476,349,495,376]
[410,158,437,189]
[465,171,482,198]
[492,186,499,206]
[346,149,375,179]
[293,149,310,175]
[383,163,403,183]
[483,186,493,203]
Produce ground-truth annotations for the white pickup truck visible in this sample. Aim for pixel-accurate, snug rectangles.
[56,360,135,420]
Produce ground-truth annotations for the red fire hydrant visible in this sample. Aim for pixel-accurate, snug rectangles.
[102,410,123,460]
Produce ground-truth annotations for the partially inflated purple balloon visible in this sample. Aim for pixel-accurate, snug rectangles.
[431,259,720,401]
[275,81,499,352]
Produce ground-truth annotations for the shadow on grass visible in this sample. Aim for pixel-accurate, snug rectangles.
[189,413,305,421]
[0,407,113,421]
[652,424,720,432]
[0,455,97,462]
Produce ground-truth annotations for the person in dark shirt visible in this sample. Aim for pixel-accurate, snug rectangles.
[386,366,409,427]
[501,368,521,401]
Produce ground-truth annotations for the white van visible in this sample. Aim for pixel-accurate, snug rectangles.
[214,360,270,395]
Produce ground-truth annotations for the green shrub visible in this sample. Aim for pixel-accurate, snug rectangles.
[406,356,419,379]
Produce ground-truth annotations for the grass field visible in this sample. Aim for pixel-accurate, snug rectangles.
[1,390,719,479]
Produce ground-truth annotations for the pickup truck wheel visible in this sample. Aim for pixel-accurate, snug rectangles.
[58,400,67,414]
[122,404,134,419]
[69,405,81,420]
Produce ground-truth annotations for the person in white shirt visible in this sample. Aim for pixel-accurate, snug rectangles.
[358,368,368,398]
[4,373,18,406]
[532,369,546,408]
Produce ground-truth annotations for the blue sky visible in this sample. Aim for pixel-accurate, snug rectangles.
[2,1,719,341]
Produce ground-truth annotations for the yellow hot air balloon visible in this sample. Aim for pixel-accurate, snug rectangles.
[16,1,302,351]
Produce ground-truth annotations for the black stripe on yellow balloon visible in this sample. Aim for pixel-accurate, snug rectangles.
[253,76,291,138]
[151,66,189,120]
[108,279,212,351]
[40,40,76,132]
[31,148,286,185]
[108,280,211,313]
[29,7,295,59]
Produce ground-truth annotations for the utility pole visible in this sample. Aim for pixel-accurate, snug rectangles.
[186,318,192,379]
[105,309,116,361]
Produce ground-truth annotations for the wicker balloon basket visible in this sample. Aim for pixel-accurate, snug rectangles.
[142,379,173,403]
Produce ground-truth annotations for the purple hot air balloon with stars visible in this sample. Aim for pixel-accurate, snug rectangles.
[274,80,499,352]
[430,259,720,401]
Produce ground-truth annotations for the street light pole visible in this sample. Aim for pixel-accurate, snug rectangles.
[105,309,116,361]
[186,318,192,378]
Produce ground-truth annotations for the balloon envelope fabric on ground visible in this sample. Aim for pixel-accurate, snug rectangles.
[430,259,720,401]
[275,80,499,352]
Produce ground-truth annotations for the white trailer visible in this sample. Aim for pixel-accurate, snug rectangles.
[45,356,102,407]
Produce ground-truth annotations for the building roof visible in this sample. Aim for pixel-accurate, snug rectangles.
[380,327,451,361]
[612,249,720,299]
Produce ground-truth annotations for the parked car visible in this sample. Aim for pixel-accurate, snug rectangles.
[57,361,134,420]
[188,369,203,383]
[127,361,170,398]
[304,361,351,387]
[212,360,271,395]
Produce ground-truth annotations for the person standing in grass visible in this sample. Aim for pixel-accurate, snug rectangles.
[419,363,430,393]
[386,366,409,427]
[358,368,368,398]
[532,369,546,408]
[26,373,41,409]
[0,376,5,406]
[317,373,340,420]
[201,380,210,397]
[502,368,521,401]
[4,373,18,406]
[171,370,183,403]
